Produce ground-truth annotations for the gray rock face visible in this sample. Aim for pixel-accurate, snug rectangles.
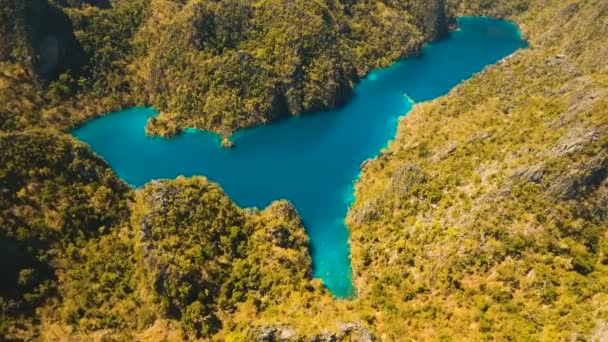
[550,154,608,199]
[254,325,278,341]
[148,181,173,209]
[546,53,566,66]
[467,131,492,144]
[360,158,374,171]
[349,198,380,226]
[583,155,608,187]
[592,320,608,342]
[0,0,86,80]
[337,322,374,342]
[267,200,300,222]
[36,35,60,76]
[545,53,581,77]
[550,175,578,199]
[552,79,608,126]
[558,2,580,19]
[411,0,450,40]
[248,322,375,341]
[29,0,85,80]
[550,127,601,156]
[264,200,308,249]
[279,327,298,340]
[432,141,458,162]
[350,164,426,225]
[514,164,545,184]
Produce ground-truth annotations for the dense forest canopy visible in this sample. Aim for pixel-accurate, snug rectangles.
[0,0,451,137]
[0,0,607,340]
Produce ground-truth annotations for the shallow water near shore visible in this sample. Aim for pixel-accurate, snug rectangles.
[72,17,526,298]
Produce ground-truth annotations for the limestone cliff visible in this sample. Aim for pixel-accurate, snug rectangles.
[0,0,84,81]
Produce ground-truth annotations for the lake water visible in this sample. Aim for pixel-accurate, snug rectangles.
[73,17,526,298]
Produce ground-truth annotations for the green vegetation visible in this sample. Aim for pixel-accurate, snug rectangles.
[0,135,342,339]
[0,131,132,338]
[132,178,332,338]
[0,0,150,132]
[0,0,449,138]
[1,0,607,340]
[141,0,451,136]
[348,0,608,339]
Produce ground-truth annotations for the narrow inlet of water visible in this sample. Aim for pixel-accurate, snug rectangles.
[72,17,527,298]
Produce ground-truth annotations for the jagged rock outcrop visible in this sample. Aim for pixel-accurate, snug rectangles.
[130,177,321,338]
[550,127,601,156]
[247,322,374,342]
[411,0,450,40]
[513,164,545,184]
[432,140,459,162]
[550,153,608,199]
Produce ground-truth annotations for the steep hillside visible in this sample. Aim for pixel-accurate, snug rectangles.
[1,0,607,340]
[0,0,150,132]
[348,0,608,339]
[0,138,349,340]
[0,132,132,338]
[0,0,451,138]
[130,178,334,339]
[140,0,451,137]
[0,0,85,80]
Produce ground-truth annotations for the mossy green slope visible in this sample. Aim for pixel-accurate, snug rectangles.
[139,0,451,136]
[0,0,450,137]
[0,0,150,132]
[1,0,607,340]
[130,177,334,339]
[348,0,608,339]
[0,136,345,339]
[0,131,132,338]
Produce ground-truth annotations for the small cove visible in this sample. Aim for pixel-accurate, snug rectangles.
[72,17,526,298]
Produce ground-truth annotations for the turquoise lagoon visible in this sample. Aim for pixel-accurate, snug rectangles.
[72,17,526,298]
